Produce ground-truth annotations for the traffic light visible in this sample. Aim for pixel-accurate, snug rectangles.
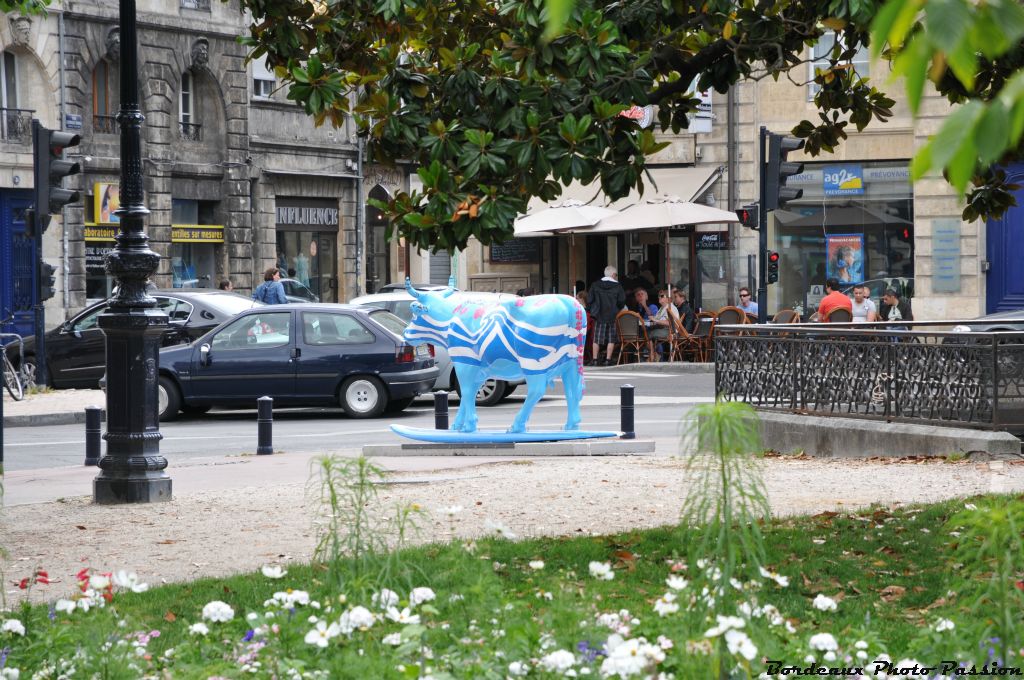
[766,251,780,284]
[736,203,759,230]
[32,121,81,231]
[764,133,804,211]
[38,260,57,301]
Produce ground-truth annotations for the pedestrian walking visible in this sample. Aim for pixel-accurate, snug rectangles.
[218,279,234,292]
[588,265,626,366]
[252,267,288,305]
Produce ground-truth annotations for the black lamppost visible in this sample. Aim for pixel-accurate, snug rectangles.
[93,0,171,503]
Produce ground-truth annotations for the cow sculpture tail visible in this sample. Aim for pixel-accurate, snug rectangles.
[572,297,586,388]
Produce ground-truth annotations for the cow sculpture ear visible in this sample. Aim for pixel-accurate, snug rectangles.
[442,274,457,297]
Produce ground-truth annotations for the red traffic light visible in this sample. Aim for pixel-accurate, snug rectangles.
[768,252,780,263]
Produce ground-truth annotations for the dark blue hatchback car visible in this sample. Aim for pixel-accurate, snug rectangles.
[157,304,437,421]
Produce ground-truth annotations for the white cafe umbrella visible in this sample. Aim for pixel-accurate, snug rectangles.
[582,195,740,305]
[513,199,618,237]
[513,199,618,294]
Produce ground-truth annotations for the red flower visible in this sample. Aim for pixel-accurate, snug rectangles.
[17,578,29,590]
[76,568,90,581]
[1015,579,1024,591]
[35,574,50,585]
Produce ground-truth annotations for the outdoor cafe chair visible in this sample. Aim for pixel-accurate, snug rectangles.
[669,315,700,362]
[615,310,650,364]
[692,314,716,362]
[715,306,747,326]
[771,309,800,324]
[824,307,853,323]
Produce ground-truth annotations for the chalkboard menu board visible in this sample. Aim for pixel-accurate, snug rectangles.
[489,238,541,263]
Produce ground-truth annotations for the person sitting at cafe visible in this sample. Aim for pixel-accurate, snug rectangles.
[672,289,697,333]
[879,288,913,324]
[817,277,853,320]
[737,287,758,316]
[649,289,680,360]
[628,288,657,321]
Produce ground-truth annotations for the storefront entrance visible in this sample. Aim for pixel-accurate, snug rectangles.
[275,198,340,303]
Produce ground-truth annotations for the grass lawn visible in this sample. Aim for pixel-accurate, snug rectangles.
[3,494,1019,679]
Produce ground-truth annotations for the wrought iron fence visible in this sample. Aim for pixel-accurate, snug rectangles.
[179,121,202,142]
[714,320,1024,434]
[93,115,118,134]
[1,108,33,143]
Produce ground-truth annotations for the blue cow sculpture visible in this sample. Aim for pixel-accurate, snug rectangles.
[403,279,586,433]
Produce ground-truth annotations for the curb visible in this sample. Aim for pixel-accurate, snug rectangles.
[3,410,105,428]
[588,362,714,374]
[364,438,657,457]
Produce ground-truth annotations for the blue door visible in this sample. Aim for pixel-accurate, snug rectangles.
[987,164,1024,312]
[0,191,35,339]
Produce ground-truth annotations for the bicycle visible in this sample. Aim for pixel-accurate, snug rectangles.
[0,314,25,400]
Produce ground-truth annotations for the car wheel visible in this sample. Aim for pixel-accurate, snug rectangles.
[158,375,182,422]
[385,396,415,414]
[501,382,517,400]
[18,354,38,390]
[340,376,388,418]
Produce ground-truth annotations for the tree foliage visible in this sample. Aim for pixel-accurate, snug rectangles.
[237,0,896,252]
[1,0,48,13]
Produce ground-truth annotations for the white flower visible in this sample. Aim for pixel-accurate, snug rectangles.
[934,618,955,632]
[653,592,679,617]
[54,600,75,615]
[1,619,25,636]
[656,635,673,650]
[665,576,688,590]
[758,566,790,587]
[855,640,869,650]
[0,668,19,679]
[857,651,868,660]
[812,594,838,612]
[443,505,463,516]
[589,562,614,581]
[201,600,235,623]
[600,637,665,678]
[724,629,758,661]
[304,620,341,648]
[267,589,310,608]
[372,589,399,609]
[261,565,287,579]
[338,606,376,634]
[385,607,421,625]
[188,622,210,636]
[508,660,530,676]
[89,574,111,591]
[809,632,838,651]
[382,632,402,646]
[484,519,517,539]
[409,587,436,606]
[529,560,546,570]
[704,615,745,638]
[964,503,977,510]
[539,649,576,674]
[112,571,150,593]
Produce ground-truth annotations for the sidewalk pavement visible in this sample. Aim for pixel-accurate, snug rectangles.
[1,362,714,428]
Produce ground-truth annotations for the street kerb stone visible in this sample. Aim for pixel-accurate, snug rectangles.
[362,439,657,457]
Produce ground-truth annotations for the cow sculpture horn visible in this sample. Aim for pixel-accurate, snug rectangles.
[442,274,457,298]
[404,277,426,301]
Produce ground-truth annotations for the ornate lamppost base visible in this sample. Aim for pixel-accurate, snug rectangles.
[94,473,172,504]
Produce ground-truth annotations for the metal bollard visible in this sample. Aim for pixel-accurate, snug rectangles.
[256,396,274,455]
[434,392,449,430]
[84,406,102,466]
[620,384,635,439]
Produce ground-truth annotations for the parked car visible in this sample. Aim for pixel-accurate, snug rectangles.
[157,303,437,421]
[951,309,1024,333]
[349,289,523,406]
[280,278,320,303]
[6,290,261,390]
[377,282,448,293]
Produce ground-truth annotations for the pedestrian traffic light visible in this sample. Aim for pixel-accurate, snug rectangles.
[736,203,759,230]
[764,133,804,211]
[766,251,780,284]
[38,260,57,301]
[32,121,81,232]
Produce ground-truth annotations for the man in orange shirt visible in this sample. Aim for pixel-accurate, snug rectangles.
[817,277,853,320]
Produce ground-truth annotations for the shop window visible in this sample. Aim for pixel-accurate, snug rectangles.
[808,32,869,100]
[170,199,219,289]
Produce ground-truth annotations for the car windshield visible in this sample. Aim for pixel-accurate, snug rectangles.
[204,293,264,315]
[368,309,407,336]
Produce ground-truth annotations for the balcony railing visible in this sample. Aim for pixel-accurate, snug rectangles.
[1,108,33,144]
[179,121,202,142]
[180,0,210,9]
[714,320,1024,435]
[93,115,118,134]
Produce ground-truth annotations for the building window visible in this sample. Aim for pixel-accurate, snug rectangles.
[808,32,869,100]
[180,0,211,9]
[179,72,201,141]
[252,57,275,99]
[92,61,117,134]
[0,50,29,143]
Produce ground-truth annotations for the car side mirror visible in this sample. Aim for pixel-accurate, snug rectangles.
[199,343,211,366]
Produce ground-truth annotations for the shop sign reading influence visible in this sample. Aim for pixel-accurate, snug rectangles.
[823,165,865,196]
[275,206,339,226]
[171,224,225,243]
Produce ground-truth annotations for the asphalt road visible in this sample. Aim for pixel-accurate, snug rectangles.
[5,370,715,471]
